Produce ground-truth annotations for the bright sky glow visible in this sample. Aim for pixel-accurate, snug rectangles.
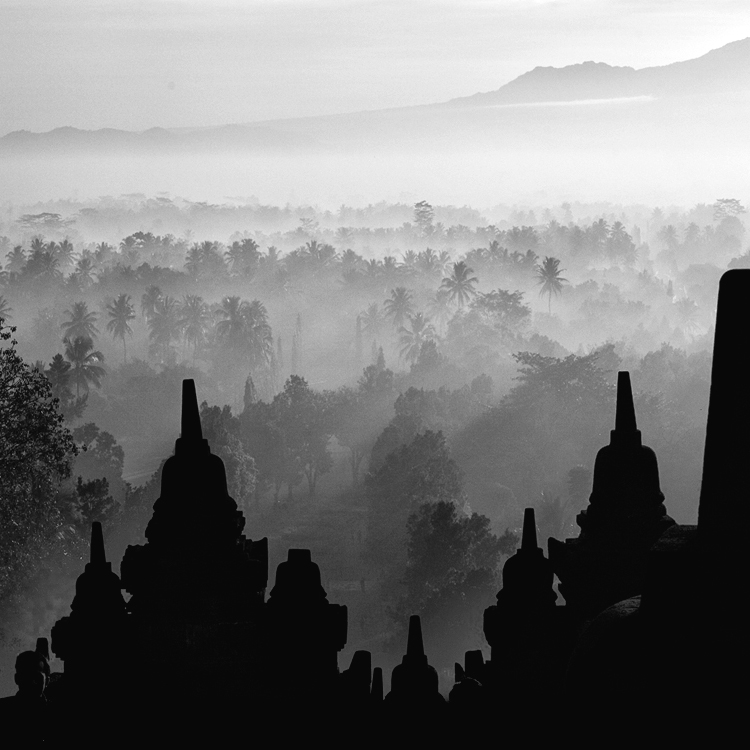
[1,0,748,132]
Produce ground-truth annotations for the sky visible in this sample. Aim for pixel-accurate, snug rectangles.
[1,0,749,134]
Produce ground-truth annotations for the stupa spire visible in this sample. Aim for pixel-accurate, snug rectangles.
[698,269,749,547]
[174,378,209,456]
[521,508,538,552]
[371,667,384,702]
[90,521,106,567]
[611,371,641,446]
[181,379,203,441]
[406,615,425,661]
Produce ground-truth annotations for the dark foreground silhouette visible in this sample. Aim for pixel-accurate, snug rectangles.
[3,270,748,742]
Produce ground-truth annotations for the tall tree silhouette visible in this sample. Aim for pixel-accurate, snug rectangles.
[361,302,383,341]
[140,285,162,323]
[147,295,181,364]
[216,296,273,369]
[0,296,12,322]
[106,294,136,364]
[6,246,26,274]
[70,254,96,289]
[56,238,76,271]
[427,289,452,334]
[535,256,568,314]
[63,336,105,398]
[179,294,211,363]
[398,313,436,364]
[61,301,99,342]
[384,287,414,329]
[441,261,478,309]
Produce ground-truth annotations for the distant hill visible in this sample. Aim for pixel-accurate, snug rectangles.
[3,38,750,155]
[0,123,319,155]
[445,37,750,106]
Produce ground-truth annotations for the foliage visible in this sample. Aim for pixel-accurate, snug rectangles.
[365,430,463,569]
[383,287,415,329]
[199,403,257,511]
[106,294,136,363]
[392,500,505,624]
[712,198,745,222]
[0,322,78,610]
[440,261,478,309]
[61,301,100,342]
[398,312,436,364]
[271,376,333,499]
[71,423,127,504]
[63,336,105,398]
[44,353,87,420]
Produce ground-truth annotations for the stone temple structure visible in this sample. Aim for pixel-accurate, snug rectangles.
[51,380,347,734]
[12,269,745,737]
[549,370,675,619]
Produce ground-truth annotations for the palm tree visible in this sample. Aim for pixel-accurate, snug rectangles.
[61,301,99,342]
[398,312,436,364]
[360,302,383,340]
[215,296,272,368]
[535,256,568,314]
[384,287,414,329]
[106,294,136,363]
[226,238,260,276]
[30,237,46,255]
[57,238,76,271]
[441,261,478,309]
[6,246,26,274]
[400,249,417,271]
[184,244,203,279]
[179,294,211,362]
[199,240,226,277]
[215,296,249,347]
[22,249,61,284]
[70,255,97,288]
[63,336,105,398]
[45,353,72,401]
[427,289,452,334]
[95,242,115,265]
[0,295,12,322]
[119,236,140,266]
[381,256,400,286]
[244,299,273,369]
[340,248,363,274]
[148,295,181,364]
[415,248,442,278]
[141,285,162,323]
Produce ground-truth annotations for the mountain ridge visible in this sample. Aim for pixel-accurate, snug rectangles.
[445,37,750,106]
[2,37,749,151]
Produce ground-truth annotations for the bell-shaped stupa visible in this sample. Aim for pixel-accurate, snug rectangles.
[549,372,674,618]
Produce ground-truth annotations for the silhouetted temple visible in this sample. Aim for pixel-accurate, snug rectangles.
[14,270,747,735]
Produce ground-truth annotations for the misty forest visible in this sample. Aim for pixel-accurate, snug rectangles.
[1,192,742,690]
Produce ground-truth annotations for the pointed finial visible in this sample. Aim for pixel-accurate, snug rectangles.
[406,614,425,659]
[90,521,106,566]
[181,379,203,441]
[615,372,637,432]
[521,508,538,552]
[174,379,210,455]
[371,667,384,702]
[465,650,484,680]
[35,638,50,661]
[454,662,465,682]
[611,372,641,445]
[350,650,372,683]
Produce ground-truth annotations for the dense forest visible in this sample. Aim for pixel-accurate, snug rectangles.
[0,194,745,689]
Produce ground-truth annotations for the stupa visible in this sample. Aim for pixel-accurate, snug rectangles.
[119,379,269,710]
[549,372,674,618]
